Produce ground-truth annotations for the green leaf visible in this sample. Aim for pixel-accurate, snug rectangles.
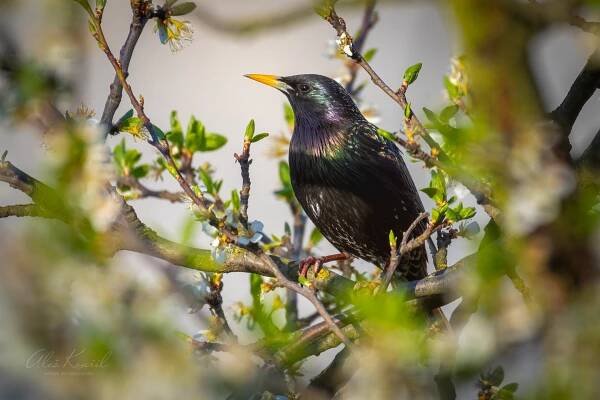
[420,187,439,199]
[203,133,227,151]
[502,383,518,393]
[274,187,294,199]
[95,0,106,10]
[278,161,291,187]
[132,164,149,178]
[170,110,183,136]
[124,149,142,166]
[363,48,378,62]
[309,227,324,247]
[214,180,223,194]
[113,139,126,173]
[314,0,336,18]
[244,119,255,141]
[403,62,422,85]
[377,128,396,142]
[230,190,240,212]
[116,109,134,126]
[488,366,505,386]
[422,107,438,124]
[166,130,184,151]
[445,207,460,223]
[73,0,94,16]
[185,116,204,152]
[431,204,448,224]
[87,18,97,35]
[283,103,295,128]
[170,2,196,16]
[440,105,459,123]
[250,132,269,143]
[198,167,214,194]
[430,170,447,200]
[151,124,166,140]
[444,76,460,100]
[459,206,476,220]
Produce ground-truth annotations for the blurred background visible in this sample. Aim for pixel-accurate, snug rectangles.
[1,0,600,399]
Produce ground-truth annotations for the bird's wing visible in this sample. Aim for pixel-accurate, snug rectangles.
[345,121,426,215]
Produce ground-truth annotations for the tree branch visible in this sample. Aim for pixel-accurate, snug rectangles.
[100,1,150,131]
[550,48,600,154]
[0,156,468,307]
[117,176,185,203]
[89,7,223,227]
[259,253,353,348]
[382,212,430,290]
[0,204,50,218]
[345,0,377,95]
[234,133,252,228]
[577,126,600,169]
[306,347,352,397]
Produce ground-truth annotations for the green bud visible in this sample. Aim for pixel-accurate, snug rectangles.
[403,62,422,85]
[170,2,196,16]
[244,119,255,141]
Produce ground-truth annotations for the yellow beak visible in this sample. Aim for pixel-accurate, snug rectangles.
[244,74,288,91]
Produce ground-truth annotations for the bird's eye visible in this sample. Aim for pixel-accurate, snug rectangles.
[298,83,310,93]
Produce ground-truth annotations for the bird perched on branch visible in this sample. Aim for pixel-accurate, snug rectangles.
[246,73,427,281]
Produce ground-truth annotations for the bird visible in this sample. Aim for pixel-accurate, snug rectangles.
[245,73,428,281]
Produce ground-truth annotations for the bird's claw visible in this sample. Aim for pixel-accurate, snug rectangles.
[298,253,349,280]
[299,256,324,279]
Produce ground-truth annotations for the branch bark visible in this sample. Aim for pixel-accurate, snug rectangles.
[550,48,600,157]
[100,1,150,131]
[117,176,185,203]
[234,134,252,228]
[0,204,50,218]
[0,157,468,306]
[577,127,600,169]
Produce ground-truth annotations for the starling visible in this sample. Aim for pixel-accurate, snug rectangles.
[246,73,427,281]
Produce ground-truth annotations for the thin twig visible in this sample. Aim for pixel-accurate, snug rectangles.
[205,274,237,341]
[117,176,185,203]
[345,0,377,95]
[0,204,50,218]
[381,213,430,290]
[550,47,600,155]
[260,253,353,347]
[100,1,150,132]
[234,136,252,228]
[89,9,220,226]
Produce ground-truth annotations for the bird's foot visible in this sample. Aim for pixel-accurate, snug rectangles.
[298,253,349,279]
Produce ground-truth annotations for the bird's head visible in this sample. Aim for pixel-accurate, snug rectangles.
[245,73,363,125]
